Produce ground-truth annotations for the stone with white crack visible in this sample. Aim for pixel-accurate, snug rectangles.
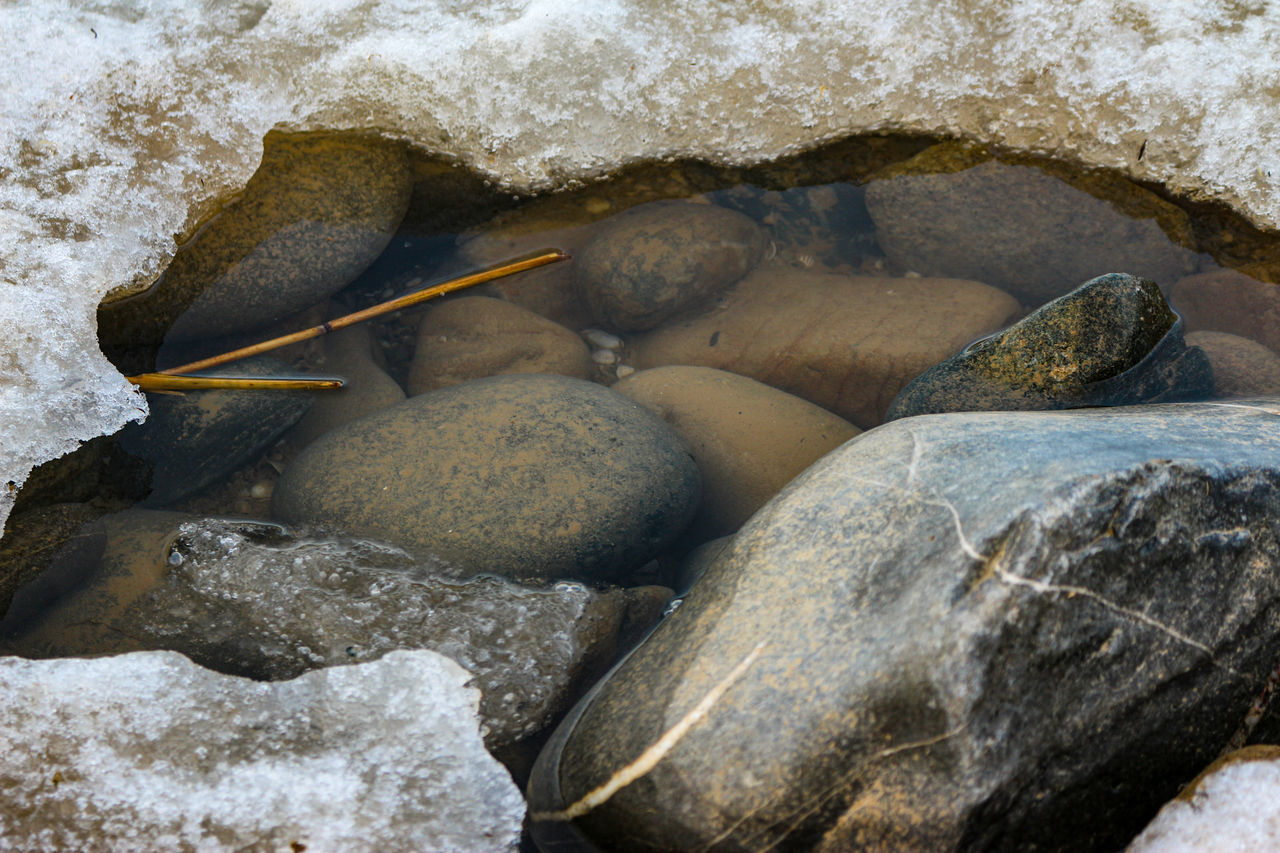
[0,648,524,850]
[531,399,1280,852]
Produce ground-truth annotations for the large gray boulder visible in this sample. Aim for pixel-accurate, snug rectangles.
[531,400,1280,852]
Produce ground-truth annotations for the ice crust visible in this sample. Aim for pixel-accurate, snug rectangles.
[4,0,1280,528]
[0,648,524,850]
[1127,756,1280,852]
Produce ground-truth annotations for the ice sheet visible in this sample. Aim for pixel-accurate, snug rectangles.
[4,0,1280,529]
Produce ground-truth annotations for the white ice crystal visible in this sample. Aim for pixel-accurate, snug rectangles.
[1127,754,1280,852]
[0,648,525,850]
[4,0,1280,529]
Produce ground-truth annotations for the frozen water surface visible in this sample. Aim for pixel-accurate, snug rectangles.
[4,0,1280,529]
[0,648,525,850]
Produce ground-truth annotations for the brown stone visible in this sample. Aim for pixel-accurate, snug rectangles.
[407,296,593,395]
[574,200,768,331]
[1170,269,1280,353]
[284,325,405,450]
[1185,331,1280,398]
[613,366,859,536]
[630,267,1022,428]
[98,131,412,345]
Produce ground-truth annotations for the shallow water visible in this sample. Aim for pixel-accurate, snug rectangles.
[5,130,1280,820]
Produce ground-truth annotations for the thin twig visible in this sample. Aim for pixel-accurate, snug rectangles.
[127,374,346,392]
[151,248,570,377]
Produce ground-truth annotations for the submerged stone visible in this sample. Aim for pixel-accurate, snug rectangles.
[886,273,1213,420]
[3,515,669,747]
[0,649,524,850]
[1186,331,1280,398]
[632,267,1021,428]
[574,200,768,331]
[98,131,412,346]
[863,142,1197,305]
[273,374,700,583]
[1170,269,1280,354]
[407,295,593,395]
[119,356,312,505]
[613,365,859,537]
[532,400,1280,852]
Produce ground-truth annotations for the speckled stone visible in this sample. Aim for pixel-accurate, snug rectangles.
[631,267,1022,428]
[407,296,593,395]
[886,273,1213,420]
[272,374,700,583]
[531,400,1280,852]
[864,142,1198,305]
[98,131,412,345]
[574,200,768,331]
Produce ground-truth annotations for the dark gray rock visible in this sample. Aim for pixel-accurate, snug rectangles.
[121,357,312,505]
[2,514,670,748]
[272,374,701,583]
[863,141,1198,305]
[574,200,767,331]
[886,273,1213,420]
[97,131,412,346]
[531,400,1280,852]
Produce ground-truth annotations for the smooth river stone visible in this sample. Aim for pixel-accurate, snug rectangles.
[863,141,1198,305]
[886,273,1213,420]
[532,400,1280,852]
[1185,331,1280,398]
[407,295,593,395]
[630,267,1022,428]
[613,365,859,537]
[98,131,412,345]
[1170,268,1280,353]
[574,200,768,332]
[272,374,700,583]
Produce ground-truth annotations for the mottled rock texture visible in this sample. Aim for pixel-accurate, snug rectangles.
[574,200,767,331]
[273,374,700,583]
[887,273,1212,420]
[532,400,1280,853]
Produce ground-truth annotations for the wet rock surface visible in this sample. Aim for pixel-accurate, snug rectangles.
[864,142,1197,305]
[631,266,1022,427]
[0,649,524,851]
[887,273,1213,420]
[120,357,313,505]
[407,295,593,395]
[533,401,1280,853]
[1186,331,1280,398]
[614,366,859,537]
[574,200,768,331]
[98,131,412,346]
[273,374,700,583]
[3,515,669,748]
[1127,745,1280,852]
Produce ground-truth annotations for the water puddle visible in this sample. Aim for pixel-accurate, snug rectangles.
[5,128,1280,791]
